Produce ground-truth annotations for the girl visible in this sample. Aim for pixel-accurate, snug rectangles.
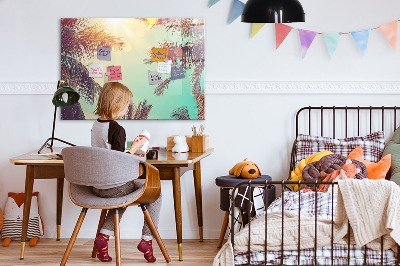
[91,82,161,263]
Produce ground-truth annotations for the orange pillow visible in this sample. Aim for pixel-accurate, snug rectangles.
[347,146,391,180]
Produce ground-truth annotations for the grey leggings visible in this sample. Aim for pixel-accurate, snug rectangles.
[92,180,162,240]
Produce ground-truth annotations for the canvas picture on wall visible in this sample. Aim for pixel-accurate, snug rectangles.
[60,18,205,120]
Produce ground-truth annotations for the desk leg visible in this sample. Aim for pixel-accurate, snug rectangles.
[172,167,183,261]
[193,161,203,242]
[56,178,64,241]
[20,165,35,259]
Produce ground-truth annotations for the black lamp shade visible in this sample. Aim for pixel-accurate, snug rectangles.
[52,84,80,107]
[241,0,305,23]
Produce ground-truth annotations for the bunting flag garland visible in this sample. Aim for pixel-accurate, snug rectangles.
[209,0,220,7]
[229,0,245,24]
[251,23,266,38]
[207,3,400,58]
[351,29,370,55]
[298,29,317,58]
[323,33,341,58]
[378,21,398,50]
[275,23,293,49]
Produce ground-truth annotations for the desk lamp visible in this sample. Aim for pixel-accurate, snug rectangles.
[38,80,80,154]
[241,0,305,23]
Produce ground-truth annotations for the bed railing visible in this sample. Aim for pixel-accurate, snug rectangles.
[289,106,400,185]
[230,180,400,266]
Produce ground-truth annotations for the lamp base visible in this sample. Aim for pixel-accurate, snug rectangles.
[38,137,76,154]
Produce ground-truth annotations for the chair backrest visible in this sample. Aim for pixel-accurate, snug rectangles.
[62,146,145,187]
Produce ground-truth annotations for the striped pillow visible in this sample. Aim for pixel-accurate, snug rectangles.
[294,131,385,166]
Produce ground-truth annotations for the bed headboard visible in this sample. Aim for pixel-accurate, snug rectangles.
[290,106,400,179]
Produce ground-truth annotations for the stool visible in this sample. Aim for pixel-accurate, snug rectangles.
[215,175,275,248]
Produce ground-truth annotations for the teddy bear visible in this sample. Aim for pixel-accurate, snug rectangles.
[172,135,189,153]
[229,159,261,179]
[1,192,43,247]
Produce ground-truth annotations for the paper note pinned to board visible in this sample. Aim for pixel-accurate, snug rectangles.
[171,65,185,80]
[88,63,103,78]
[148,71,163,85]
[98,46,111,61]
[157,60,172,73]
[107,66,122,81]
[151,48,167,62]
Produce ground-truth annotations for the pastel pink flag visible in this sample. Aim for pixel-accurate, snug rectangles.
[298,29,317,58]
[275,23,293,49]
[378,21,398,50]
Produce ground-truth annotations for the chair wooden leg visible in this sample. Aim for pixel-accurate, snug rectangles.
[141,205,171,263]
[217,211,230,248]
[60,208,88,266]
[91,209,108,258]
[114,210,121,266]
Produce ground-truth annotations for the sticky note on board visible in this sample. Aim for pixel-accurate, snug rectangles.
[148,71,163,85]
[151,48,167,62]
[88,63,103,78]
[157,60,172,74]
[107,66,122,81]
[171,65,185,80]
[98,46,111,61]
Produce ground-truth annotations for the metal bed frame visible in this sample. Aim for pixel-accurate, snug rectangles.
[230,106,400,266]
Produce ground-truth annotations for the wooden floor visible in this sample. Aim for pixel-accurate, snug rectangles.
[0,239,221,265]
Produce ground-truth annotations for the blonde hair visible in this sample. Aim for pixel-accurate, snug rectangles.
[95,82,133,120]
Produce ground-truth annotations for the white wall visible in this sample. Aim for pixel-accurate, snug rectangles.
[1,0,400,240]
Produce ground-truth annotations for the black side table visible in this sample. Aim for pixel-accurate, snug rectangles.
[215,175,275,248]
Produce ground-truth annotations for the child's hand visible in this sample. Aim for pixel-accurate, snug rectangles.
[134,149,149,157]
[129,137,147,155]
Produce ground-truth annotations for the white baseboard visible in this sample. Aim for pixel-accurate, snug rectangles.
[1,81,400,94]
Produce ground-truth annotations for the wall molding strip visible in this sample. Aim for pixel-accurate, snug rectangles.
[1,81,400,95]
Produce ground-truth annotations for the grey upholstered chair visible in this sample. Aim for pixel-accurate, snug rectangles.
[60,146,171,265]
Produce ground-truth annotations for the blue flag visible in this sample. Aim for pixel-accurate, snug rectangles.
[323,33,341,58]
[229,0,245,23]
[351,29,370,55]
[209,0,220,7]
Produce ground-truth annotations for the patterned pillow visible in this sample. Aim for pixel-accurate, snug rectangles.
[294,131,385,166]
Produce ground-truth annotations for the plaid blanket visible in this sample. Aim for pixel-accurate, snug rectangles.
[234,191,397,265]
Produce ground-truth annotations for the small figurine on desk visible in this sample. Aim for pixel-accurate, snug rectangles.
[172,135,189,153]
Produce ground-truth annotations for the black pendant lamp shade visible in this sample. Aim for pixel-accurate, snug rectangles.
[241,0,305,23]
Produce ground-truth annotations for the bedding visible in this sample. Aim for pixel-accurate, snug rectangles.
[295,131,385,166]
[214,182,399,266]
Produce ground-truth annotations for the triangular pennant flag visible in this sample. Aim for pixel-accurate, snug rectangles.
[351,29,370,55]
[298,29,317,58]
[378,21,398,50]
[275,23,293,49]
[323,33,341,58]
[209,0,220,7]
[251,23,266,38]
[229,0,245,24]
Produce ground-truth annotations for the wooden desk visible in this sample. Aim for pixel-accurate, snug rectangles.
[10,147,213,261]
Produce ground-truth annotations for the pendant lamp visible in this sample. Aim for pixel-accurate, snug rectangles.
[38,80,80,154]
[241,0,305,23]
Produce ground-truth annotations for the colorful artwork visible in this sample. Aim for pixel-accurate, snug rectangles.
[60,18,205,120]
